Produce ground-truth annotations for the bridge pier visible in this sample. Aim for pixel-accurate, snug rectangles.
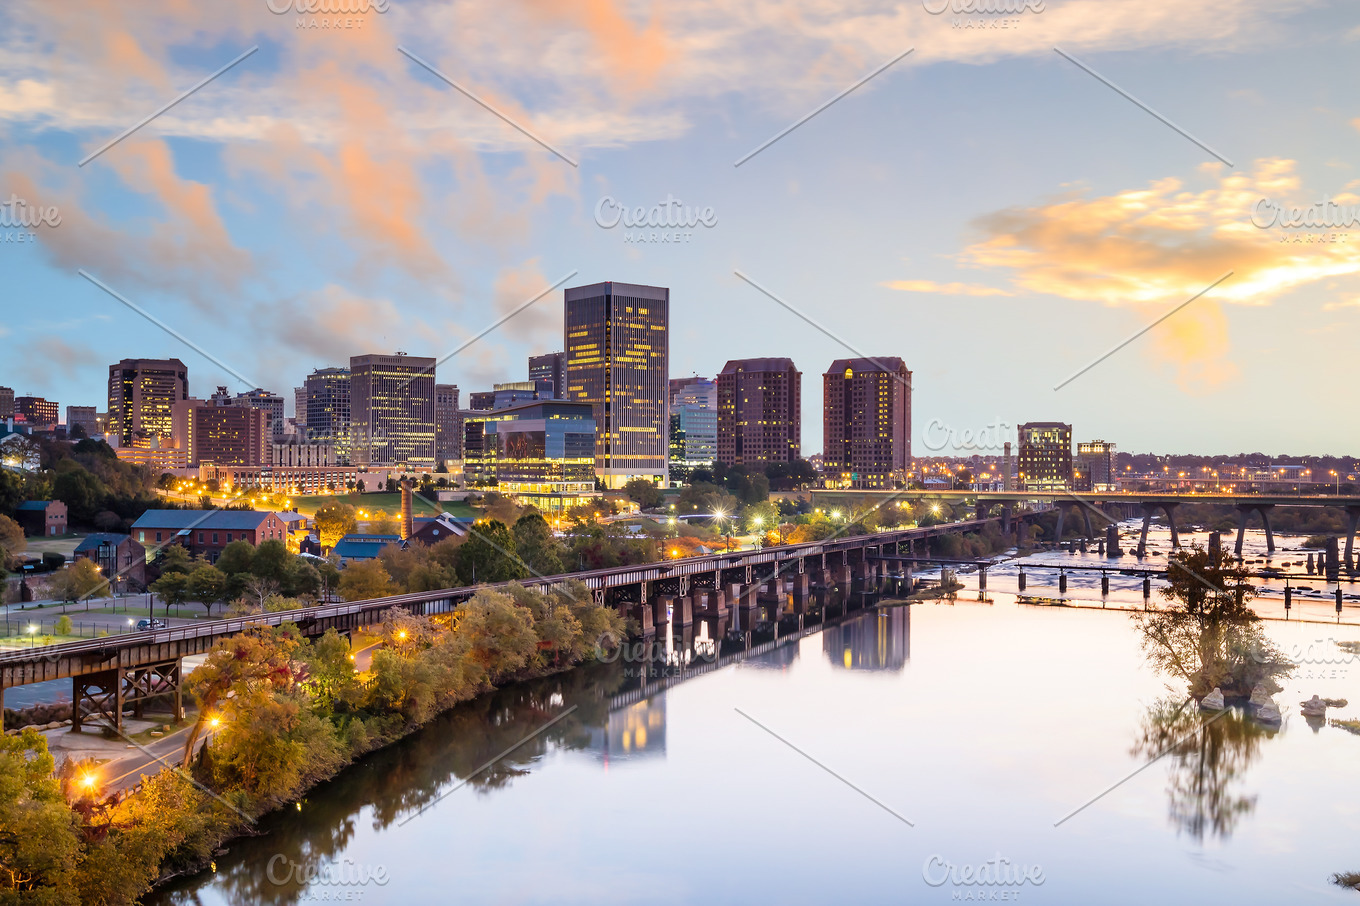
[1235,504,1276,555]
[1346,507,1360,571]
[1137,502,1182,556]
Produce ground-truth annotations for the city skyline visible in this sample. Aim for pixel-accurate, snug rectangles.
[5,2,1359,456]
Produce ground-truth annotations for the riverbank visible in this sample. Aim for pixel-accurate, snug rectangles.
[7,580,626,904]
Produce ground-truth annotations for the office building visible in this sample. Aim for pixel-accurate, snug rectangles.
[15,396,59,427]
[822,357,911,489]
[293,387,307,428]
[668,376,716,481]
[467,390,495,411]
[108,358,189,445]
[305,367,351,461]
[0,387,12,419]
[529,352,567,398]
[435,383,461,464]
[1075,440,1117,492]
[350,353,436,470]
[66,406,98,437]
[462,399,598,512]
[716,358,800,468]
[270,439,336,467]
[469,381,553,413]
[564,281,669,488]
[174,400,269,467]
[1017,422,1073,491]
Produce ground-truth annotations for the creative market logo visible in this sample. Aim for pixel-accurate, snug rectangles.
[922,417,1015,454]
[266,855,390,894]
[0,194,60,245]
[266,0,389,30]
[1251,195,1358,244]
[594,194,717,245]
[923,0,1045,30]
[923,853,1045,899]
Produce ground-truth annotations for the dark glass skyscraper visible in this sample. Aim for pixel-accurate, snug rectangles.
[107,358,189,445]
[305,367,351,463]
[564,281,669,488]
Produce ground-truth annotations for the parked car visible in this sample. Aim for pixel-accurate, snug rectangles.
[135,618,167,631]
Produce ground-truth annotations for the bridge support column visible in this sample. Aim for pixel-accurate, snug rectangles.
[1260,506,1275,553]
[1326,538,1340,583]
[1235,507,1249,556]
[1001,504,1012,535]
[1055,507,1065,544]
[1164,502,1180,548]
[73,669,123,735]
[1346,507,1360,571]
[1137,505,1153,557]
[1083,507,1095,540]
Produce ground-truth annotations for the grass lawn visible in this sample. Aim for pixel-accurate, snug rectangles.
[288,492,476,519]
[21,535,84,558]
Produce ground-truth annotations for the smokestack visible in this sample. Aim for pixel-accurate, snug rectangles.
[400,479,413,540]
[1003,442,1013,491]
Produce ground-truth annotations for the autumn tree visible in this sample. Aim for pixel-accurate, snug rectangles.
[313,502,357,550]
[338,559,394,601]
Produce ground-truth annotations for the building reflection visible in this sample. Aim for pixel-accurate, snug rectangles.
[823,607,910,671]
[589,696,667,765]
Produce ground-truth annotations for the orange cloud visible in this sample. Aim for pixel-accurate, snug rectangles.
[522,0,673,90]
[882,279,1014,297]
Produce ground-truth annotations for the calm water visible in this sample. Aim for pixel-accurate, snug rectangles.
[150,536,1360,906]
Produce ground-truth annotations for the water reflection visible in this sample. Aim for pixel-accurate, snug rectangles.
[823,606,910,671]
[587,697,666,763]
[1132,698,1274,842]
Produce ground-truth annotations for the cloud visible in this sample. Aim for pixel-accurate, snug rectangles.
[881,279,1014,297]
[19,336,102,387]
[1323,296,1360,311]
[936,159,1360,388]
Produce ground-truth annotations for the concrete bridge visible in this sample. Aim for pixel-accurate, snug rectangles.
[0,517,996,733]
[809,489,1360,561]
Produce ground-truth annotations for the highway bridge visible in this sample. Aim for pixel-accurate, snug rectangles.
[807,489,1360,559]
[0,517,994,733]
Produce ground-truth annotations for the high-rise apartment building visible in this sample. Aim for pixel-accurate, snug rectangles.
[108,358,189,445]
[15,396,58,427]
[66,406,98,437]
[822,357,911,489]
[1075,440,1117,492]
[435,383,461,464]
[528,352,567,399]
[1017,422,1073,491]
[0,387,13,419]
[349,353,436,470]
[305,367,351,462]
[668,376,716,481]
[564,281,669,488]
[716,358,801,468]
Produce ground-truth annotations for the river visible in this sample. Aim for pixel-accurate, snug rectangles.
[148,525,1360,905]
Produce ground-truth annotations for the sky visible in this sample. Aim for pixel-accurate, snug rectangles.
[2,0,1358,460]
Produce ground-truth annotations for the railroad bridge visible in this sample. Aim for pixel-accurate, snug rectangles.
[0,517,997,732]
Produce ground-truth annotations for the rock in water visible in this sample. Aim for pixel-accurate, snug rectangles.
[1255,701,1282,723]
[1300,695,1328,717]
[1249,684,1274,708]
[1200,688,1226,710]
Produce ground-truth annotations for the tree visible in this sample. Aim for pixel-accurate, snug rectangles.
[150,571,191,615]
[313,502,357,550]
[1134,545,1292,697]
[368,511,401,536]
[338,559,394,601]
[250,539,291,586]
[157,544,192,575]
[241,575,280,610]
[454,519,527,585]
[0,729,82,897]
[52,466,106,525]
[186,564,229,617]
[0,514,25,566]
[456,589,539,683]
[214,540,255,577]
[623,477,663,509]
[513,513,564,576]
[51,559,106,604]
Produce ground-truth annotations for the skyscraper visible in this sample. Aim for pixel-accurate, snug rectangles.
[232,388,286,438]
[1017,422,1073,491]
[822,357,911,489]
[564,281,669,488]
[435,383,461,464]
[668,376,716,481]
[716,358,801,468]
[108,358,189,445]
[66,406,98,437]
[15,396,58,427]
[293,387,307,428]
[1075,440,1117,492]
[528,352,567,399]
[305,367,351,462]
[173,400,268,467]
[349,353,436,470]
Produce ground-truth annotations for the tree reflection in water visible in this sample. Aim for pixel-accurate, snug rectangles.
[150,662,627,906]
[1132,697,1273,842]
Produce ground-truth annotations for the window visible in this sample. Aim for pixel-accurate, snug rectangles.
[212,533,218,544]
[198,532,204,542]
[226,533,233,542]
[138,531,145,543]
[155,532,162,543]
